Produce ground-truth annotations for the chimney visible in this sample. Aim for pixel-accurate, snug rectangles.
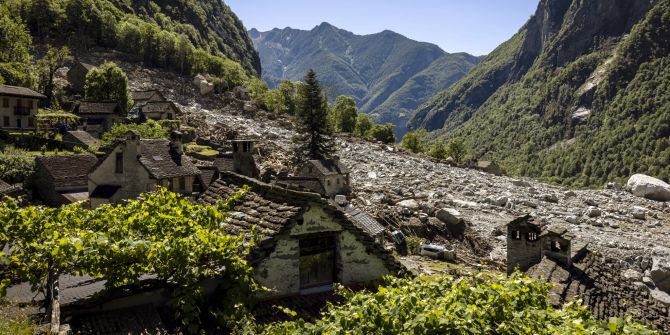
[125,130,141,156]
[170,131,183,155]
[232,139,257,178]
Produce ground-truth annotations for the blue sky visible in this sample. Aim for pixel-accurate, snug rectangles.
[226,0,539,55]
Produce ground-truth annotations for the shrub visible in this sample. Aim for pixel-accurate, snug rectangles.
[401,130,427,153]
[368,124,396,144]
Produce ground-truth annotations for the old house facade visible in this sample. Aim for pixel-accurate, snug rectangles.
[139,101,180,121]
[0,85,45,130]
[88,131,201,208]
[73,101,124,137]
[506,215,574,274]
[32,154,98,206]
[130,90,166,105]
[213,139,259,178]
[199,172,403,297]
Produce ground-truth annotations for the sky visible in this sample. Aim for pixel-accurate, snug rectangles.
[226,0,539,56]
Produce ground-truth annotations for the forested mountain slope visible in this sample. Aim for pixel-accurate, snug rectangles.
[250,23,480,136]
[0,0,260,76]
[409,0,670,187]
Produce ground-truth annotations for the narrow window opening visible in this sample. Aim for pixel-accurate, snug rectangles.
[115,152,123,173]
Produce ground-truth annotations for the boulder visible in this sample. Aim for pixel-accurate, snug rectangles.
[435,208,466,237]
[397,199,420,210]
[631,206,646,220]
[193,74,214,96]
[626,174,670,202]
[650,258,670,294]
[584,206,602,218]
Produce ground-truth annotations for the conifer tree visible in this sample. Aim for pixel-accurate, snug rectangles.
[292,70,334,165]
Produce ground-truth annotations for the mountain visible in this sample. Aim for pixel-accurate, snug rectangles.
[250,23,480,136]
[408,0,670,187]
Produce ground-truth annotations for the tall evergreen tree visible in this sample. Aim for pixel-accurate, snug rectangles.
[292,70,335,165]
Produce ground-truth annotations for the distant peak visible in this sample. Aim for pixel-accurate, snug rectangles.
[248,28,260,38]
[314,22,336,31]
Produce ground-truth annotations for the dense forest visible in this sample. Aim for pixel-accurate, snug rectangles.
[0,0,260,90]
[409,0,670,187]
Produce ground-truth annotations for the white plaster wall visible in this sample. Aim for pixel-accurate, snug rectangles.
[338,230,390,284]
[0,96,38,129]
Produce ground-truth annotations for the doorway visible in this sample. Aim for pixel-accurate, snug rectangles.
[299,236,336,289]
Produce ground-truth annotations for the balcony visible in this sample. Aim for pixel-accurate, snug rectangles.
[14,106,32,115]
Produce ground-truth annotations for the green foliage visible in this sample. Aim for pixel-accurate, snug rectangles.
[36,108,79,130]
[292,70,335,165]
[37,45,72,104]
[400,130,427,153]
[446,138,467,163]
[256,272,657,335]
[0,146,35,184]
[99,119,167,147]
[354,114,373,137]
[331,96,358,133]
[368,124,396,144]
[0,7,33,64]
[0,62,36,88]
[0,302,36,335]
[427,140,447,160]
[84,61,133,113]
[157,119,181,131]
[405,236,424,255]
[0,187,258,332]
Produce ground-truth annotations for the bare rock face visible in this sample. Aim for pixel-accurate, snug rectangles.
[627,174,670,202]
[435,208,466,237]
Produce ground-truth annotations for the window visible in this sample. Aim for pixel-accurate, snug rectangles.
[16,99,22,107]
[243,142,250,152]
[179,177,186,191]
[336,178,340,185]
[28,117,34,127]
[233,143,239,152]
[115,152,123,173]
[511,230,521,240]
[527,232,538,241]
[29,100,34,110]
[299,236,336,289]
[167,113,173,119]
[16,118,21,129]
[2,116,8,127]
[2,98,8,108]
[327,180,331,187]
[308,167,313,173]
[551,241,562,252]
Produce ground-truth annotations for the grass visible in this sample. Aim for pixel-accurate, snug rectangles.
[0,302,37,335]
[185,144,219,157]
[28,150,74,155]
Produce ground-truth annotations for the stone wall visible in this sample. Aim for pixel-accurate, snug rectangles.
[254,204,390,297]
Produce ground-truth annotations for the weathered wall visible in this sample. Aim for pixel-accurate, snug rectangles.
[507,226,542,274]
[255,204,390,297]
[0,96,38,130]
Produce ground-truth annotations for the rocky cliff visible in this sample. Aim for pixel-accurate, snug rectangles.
[408,0,669,188]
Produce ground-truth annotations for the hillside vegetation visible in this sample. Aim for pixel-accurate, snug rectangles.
[0,0,260,83]
[251,23,480,137]
[409,0,670,187]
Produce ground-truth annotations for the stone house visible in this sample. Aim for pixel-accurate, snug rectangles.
[88,131,201,208]
[280,159,351,198]
[63,130,99,150]
[506,215,575,274]
[138,101,180,121]
[0,84,45,130]
[32,154,98,206]
[66,62,95,94]
[131,90,166,105]
[72,101,124,137]
[199,171,404,297]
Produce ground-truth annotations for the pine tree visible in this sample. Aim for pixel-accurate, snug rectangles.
[292,70,335,165]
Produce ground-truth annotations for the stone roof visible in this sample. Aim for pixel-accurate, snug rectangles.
[198,166,219,189]
[307,159,351,176]
[64,130,98,148]
[138,140,201,179]
[131,90,165,103]
[0,179,13,194]
[199,172,404,273]
[141,101,179,115]
[276,177,326,195]
[343,205,386,237]
[71,305,168,335]
[34,154,98,186]
[74,101,121,115]
[0,84,46,99]
[213,157,235,172]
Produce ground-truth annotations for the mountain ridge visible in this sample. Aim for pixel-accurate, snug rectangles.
[250,23,480,137]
